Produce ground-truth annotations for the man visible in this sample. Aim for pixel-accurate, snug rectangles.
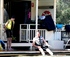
[32,32,53,56]
[5,16,15,51]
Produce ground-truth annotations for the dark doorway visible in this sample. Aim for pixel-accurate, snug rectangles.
[4,1,31,42]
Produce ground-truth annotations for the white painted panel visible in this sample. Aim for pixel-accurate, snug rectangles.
[45,30,54,41]
[48,40,64,49]
[54,32,61,40]
[39,0,54,6]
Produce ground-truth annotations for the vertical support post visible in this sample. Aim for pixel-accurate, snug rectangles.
[36,0,38,32]
[54,0,56,24]
[54,0,56,40]
[1,0,4,40]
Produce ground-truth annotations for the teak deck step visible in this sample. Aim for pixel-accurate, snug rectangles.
[0,50,70,56]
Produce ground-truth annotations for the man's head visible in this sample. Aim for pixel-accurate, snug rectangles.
[11,16,15,21]
[36,32,40,37]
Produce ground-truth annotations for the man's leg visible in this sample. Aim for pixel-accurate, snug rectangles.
[7,38,10,50]
[39,47,45,56]
[7,38,12,50]
[8,30,13,50]
[9,38,12,49]
[46,48,53,56]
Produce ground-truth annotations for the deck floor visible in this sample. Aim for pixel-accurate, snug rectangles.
[0,49,70,56]
[3,43,70,56]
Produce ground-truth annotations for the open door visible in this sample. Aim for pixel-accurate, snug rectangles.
[4,0,31,42]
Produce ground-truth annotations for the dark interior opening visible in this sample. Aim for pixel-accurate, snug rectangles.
[4,0,31,42]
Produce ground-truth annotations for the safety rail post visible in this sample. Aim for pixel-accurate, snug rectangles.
[20,24,21,42]
[29,24,30,43]
[26,24,29,42]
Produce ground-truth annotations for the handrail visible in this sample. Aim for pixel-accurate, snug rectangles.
[20,24,46,42]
